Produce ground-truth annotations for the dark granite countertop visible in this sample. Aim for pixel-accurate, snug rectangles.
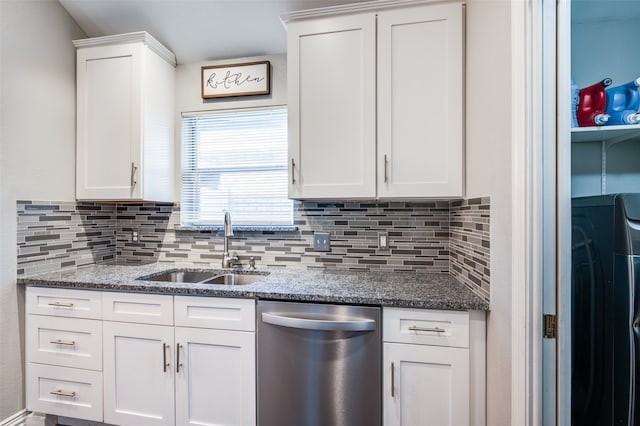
[17,263,489,311]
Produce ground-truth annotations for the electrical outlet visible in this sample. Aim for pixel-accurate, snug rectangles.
[378,232,389,250]
[313,231,331,252]
[132,230,139,242]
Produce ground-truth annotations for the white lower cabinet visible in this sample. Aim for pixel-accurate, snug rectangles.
[25,287,104,422]
[175,327,256,426]
[26,288,256,426]
[103,321,175,426]
[383,308,486,426]
[102,292,256,426]
[173,296,256,426]
[384,343,469,426]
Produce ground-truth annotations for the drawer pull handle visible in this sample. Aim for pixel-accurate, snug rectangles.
[50,390,76,398]
[408,326,446,333]
[50,339,76,346]
[47,302,74,308]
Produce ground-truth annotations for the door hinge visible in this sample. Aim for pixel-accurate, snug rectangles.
[543,314,557,339]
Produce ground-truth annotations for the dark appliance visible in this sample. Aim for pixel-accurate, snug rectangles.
[572,194,640,425]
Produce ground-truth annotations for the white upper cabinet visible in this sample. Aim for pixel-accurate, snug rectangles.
[74,32,175,201]
[287,13,377,199]
[377,3,464,198]
[284,1,464,200]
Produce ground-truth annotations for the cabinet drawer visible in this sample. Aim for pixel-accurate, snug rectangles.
[383,308,469,348]
[27,315,102,371]
[26,363,103,422]
[103,292,173,325]
[26,287,102,319]
[174,296,255,331]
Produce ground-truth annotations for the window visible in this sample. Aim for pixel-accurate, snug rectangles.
[181,107,293,227]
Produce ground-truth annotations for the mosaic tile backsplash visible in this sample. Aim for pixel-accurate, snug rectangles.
[17,198,491,302]
[17,201,116,276]
[450,197,491,301]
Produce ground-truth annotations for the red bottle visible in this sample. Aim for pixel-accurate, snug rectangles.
[577,78,612,126]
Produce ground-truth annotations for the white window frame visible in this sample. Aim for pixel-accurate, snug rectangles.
[180,106,293,227]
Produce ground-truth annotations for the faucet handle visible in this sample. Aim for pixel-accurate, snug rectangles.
[248,257,256,270]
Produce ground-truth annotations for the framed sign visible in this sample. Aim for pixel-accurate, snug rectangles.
[201,60,270,99]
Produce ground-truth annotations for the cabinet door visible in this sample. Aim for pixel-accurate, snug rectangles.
[384,342,469,426]
[175,327,256,426]
[288,13,377,199]
[76,43,143,200]
[377,3,464,198]
[103,321,174,426]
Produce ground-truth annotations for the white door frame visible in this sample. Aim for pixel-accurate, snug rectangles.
[512,0,573,424]
[509,0,535,420]
[510,0,557,424]
[555,1,573,425]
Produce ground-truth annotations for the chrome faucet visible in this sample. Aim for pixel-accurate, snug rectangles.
[222,211,239,268]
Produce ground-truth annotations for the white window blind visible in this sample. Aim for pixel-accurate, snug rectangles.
[181,107,293,226]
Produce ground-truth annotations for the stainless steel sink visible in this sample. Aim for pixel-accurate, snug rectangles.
[143,270,219,283]
[203,273,262,285]
[137,269,269,286]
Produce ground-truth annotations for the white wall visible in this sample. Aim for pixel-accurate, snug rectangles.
[466,0,513,424]
[0,0,84,419]
[571,14,640,88]
[174,54,287,201]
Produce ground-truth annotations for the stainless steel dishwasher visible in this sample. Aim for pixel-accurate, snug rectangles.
[257,300,381,426]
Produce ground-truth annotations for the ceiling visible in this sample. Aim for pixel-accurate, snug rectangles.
[58,0,371,64]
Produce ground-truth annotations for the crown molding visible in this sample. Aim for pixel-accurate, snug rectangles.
[280,0,459,25]
[73,31,176,67]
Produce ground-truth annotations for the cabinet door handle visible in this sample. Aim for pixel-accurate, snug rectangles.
[47,302,74,308]
[176,343,182,373]
[291,158,296,184]
[130,162,138,188]
[384,155,389,183]
[162,343,170,372]
[391,362,395,397]
[50,339,76,346]
[50,389,76,398]
[408,325,446,333]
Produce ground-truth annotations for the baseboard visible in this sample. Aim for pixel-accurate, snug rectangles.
[56,417,106,426]
[0,410,29,426]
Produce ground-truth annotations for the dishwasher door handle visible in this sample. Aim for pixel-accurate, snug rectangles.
[261,312,376,331]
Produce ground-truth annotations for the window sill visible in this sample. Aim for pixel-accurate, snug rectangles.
[175,225,299,233]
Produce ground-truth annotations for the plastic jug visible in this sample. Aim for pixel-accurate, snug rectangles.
[605,77,640,125]
[577,78,612,127]
[571,79,580,128]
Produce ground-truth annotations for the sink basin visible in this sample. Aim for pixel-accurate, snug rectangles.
[137,269,269,286]
[203,273,263,285]
[142,270,219,283]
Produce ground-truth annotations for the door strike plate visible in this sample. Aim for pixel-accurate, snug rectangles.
[543,314,557,339]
